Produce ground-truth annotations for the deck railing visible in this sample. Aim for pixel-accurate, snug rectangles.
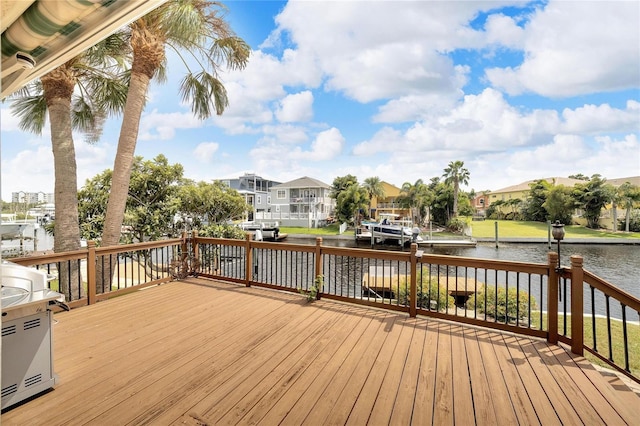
[7,233,639,383]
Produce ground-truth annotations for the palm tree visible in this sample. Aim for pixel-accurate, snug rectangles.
[101,0,250,252]
[397,179,431,225]
[617,182,640,232]
[10,36,129,299]
[443,160,470,218]
[362,177,385,219]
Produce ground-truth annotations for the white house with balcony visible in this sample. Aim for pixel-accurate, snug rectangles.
[258,177,335,227]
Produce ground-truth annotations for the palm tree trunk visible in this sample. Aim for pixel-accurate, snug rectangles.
[452,181,459,218]
[43,74,82,301]
[98,71,151,291]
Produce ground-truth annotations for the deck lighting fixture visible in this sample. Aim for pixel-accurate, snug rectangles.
[551,220,565,272]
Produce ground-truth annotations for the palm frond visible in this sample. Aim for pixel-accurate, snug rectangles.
[209,36,250,71]
[180,71,228,119]
[11,94,47,135]
[71,96,106,144]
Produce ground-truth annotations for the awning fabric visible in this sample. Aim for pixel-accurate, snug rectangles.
[1,0,166,98]
[1,0,105,59]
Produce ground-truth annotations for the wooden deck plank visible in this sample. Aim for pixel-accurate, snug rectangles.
[472,328,519,426]
[461,327,498,426]
[532,341,615,425]
[500,334,562,425]
[196,304,355,424]
[122,293,328,425]
[225,306,376,425]
[432,322,455,425]
[366,317,416,424]
[450,324,475,426]
[280,312,391,425]
[388,318,427,425]
[511,336,581,426]
[300,314,410,425]
[342,315,406,425]
[410,318,439,425]
[257,308,387,426]
[24,283,304,425]
[548,343,638,423]
[2,277,638,426]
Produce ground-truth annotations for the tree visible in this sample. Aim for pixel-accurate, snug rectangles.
[572,175,615,229]
[568,173,590,181]
[330,174,359,200]
[335,183,369,225]
[616,182,640,232]
[397,179,432,225]
[442,160,470,218]
[523,179,551,222]
[542,185,574,225]
[101,0,250,250]
[362,177,385,218]
[78,155,184,243]
[179,180,249,227]
[10,36,129,299]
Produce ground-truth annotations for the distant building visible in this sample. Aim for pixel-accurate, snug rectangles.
[262,176,335,227]
[368,182,411,221]
[11,191,54,204]
[217,173,281,221]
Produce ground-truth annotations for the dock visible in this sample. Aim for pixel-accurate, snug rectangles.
[417,239,476,248]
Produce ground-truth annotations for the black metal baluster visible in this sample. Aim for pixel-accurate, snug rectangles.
[606,295,613,362]
[621,304,630,372]
[591,286,597,352]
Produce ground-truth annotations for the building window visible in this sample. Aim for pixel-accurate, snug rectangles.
[267,196,271,204]
[277,190,286,199]
[257,195,262,204]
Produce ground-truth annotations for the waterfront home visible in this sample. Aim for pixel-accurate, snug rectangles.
[259,176,336,227]
[217,173,281,222]
[368,181,412,221]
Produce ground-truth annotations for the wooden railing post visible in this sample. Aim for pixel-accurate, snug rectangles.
[409,243,418,317]
[191,230,199,275]
[245,233,253,287]
[570,255,584,355]
[548,252,559,344]
[315,237,323,300]
[87,240,96,305]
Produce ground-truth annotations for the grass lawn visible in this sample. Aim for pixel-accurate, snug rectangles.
[468,219,640,239]
[279,224,352,236]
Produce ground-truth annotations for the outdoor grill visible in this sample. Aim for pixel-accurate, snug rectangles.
[1,261,65,410]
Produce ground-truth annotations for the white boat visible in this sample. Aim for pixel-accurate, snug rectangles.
[360,214,422,245]
[240,221,284,241]
[0,223,28,240]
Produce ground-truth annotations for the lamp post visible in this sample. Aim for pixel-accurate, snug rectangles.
[551,220,565,271]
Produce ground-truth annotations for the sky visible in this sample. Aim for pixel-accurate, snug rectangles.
[1,0,639,201]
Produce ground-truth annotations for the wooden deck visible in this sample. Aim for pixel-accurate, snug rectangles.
[3,277,639,425]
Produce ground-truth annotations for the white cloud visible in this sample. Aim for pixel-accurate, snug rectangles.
[290,127,344,161]
[193,142,220,163]
[0,108,23,132]
[139,110,205,141]
[486,1,640,96]
[275,91,314,123]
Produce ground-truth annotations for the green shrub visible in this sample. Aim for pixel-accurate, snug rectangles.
[398,276,454,311]
[467,285,537,322]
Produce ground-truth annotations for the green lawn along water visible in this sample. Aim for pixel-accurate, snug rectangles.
[467,220,640,239]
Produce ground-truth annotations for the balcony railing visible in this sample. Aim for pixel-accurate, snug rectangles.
[9,233,639,384]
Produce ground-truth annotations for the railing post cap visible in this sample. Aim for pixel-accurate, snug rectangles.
[570,255,583,266]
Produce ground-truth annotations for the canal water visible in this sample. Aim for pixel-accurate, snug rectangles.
[293,237,640,302]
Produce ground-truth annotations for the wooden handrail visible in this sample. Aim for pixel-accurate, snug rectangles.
[583,270,640,312]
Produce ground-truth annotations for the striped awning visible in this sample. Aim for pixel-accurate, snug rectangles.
[1,0,167,98]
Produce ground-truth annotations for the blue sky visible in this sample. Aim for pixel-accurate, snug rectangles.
[2,0,639,201]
